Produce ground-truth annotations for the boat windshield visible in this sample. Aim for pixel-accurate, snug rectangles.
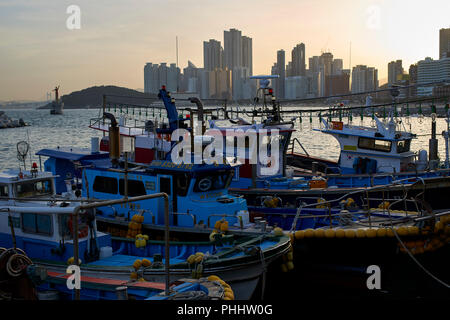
[194,171,233,192]
[15,179,53,198]
[397,140,411,153]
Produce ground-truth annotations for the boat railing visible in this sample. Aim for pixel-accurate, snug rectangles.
[289,176,428,232]
[288,137,309,157]
[171,211,197,226]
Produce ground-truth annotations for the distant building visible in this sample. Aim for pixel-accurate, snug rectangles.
[203,39,223,72]
[242,36,253,76]
[332,59,343,75]
[308,56,320,73]
[224,28,242,71]
[275,50,286,99]
[285,76,308,99]
[182,61,199,93]
[417,57,450,96]
[408,64,418,96]
[325,70,350,96]
[291,43,306,76]
[351,65,378,93]
[319,52,333,76]
[440,28,450,59]
[144,62,180,94]
[388,60,403,85]
[208,68,232,100]
[222,28,253,100]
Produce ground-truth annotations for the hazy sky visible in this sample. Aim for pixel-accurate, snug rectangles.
[1,0,449,101]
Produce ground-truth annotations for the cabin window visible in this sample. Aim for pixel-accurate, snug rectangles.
[174,174,191,196]
[397,140,411,153]
[358,137,392,153]
[93,176,118,194]
[194,171,233,192]
[15,179,53,198]
[119,179,146,197]
[58,214,88,240]
[21,213,52,236]
[0,184,8,197]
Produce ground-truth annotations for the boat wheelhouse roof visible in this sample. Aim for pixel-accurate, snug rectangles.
[36,147,109,161]
[89,122,146,137]
[315,119,414,142]
[147,160,234,173]
[0,169,56,184]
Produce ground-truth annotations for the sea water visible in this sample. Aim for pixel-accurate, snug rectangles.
[1,107,449,170]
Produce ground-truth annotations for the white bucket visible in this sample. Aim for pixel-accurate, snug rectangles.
[91,137,100,153]
[236,210,250,226]
[99,246,113,259]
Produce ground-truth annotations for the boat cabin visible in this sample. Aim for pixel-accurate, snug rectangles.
[208,119,295,188]
[317,116,416,174]
[81,159,247,228]
[0,205,110,263]
[0,169,57,205]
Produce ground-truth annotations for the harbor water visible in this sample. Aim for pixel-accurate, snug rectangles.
[1,107,450,170]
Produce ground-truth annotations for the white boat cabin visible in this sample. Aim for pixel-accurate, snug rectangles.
[317,116,419,174]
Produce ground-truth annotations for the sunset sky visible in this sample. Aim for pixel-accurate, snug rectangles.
[0,0,449,101]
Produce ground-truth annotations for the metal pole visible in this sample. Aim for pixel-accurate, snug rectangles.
[72,192,170,300]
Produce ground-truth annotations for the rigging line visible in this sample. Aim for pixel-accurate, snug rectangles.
[233,95,450,115]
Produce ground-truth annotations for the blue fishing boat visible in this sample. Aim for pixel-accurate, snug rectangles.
[0,168,291,300]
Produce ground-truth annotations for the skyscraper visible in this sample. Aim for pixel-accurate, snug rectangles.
[276,50,286,99]
[291,43,306,76]
[440,28,450,59]
[242,36,253,76]
[203,39,223,71]
[388,60,403,85]
[351,65,378,93]
[224,28,242,71]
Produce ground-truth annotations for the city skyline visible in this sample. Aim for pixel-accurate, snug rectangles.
[1,0,450,100]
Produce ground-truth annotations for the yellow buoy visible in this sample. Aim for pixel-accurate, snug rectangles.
[133,259,142,270]
[287,252,294,261]
[314,229,325,238]
[187,254,196,264]
[407,226,419,236]
[294,230,305,240]
[130,272,138,280]
[304,228,315,238]
[273,227,284,236]
[224,290,234,300]
[386,228,395,237]
[142,258,151,267]
[195,255,204,263]
[434,221,444,233]
[220,221,229,232]
[280,263,288,273]
[376,228,387,237]
[356,229,366,238]
[214,220,222,230]
[287,261,294,270]
[324,229,335,238]
[138,277,146,282]
[336,229,345,238]
[366,228,377,238]
[396,226,408,236]
[344,229,356,238]
[207,275,221,282]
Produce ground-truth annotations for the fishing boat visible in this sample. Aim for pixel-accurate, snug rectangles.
[0,164,291,300]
